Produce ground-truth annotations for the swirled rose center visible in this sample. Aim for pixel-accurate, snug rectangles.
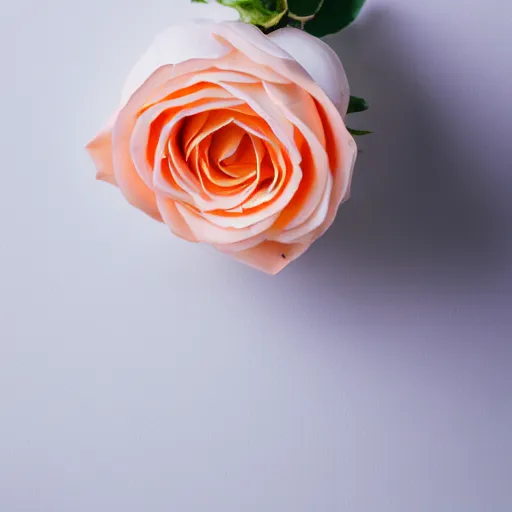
[147,81,294,218]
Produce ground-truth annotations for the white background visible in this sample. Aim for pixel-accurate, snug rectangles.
[1,0,512,510]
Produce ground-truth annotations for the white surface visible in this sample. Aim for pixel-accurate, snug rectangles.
[1,1,512,511]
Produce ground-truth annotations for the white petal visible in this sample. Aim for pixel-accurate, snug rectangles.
[121,18,236,105]
[217,21,296,61]
[268,27,350,116]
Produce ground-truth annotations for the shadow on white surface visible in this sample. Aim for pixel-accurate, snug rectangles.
[293,8,511,294]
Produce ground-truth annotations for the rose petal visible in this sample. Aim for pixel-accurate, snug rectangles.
[303,103,358,242]
[229,240,310,275]
[217,21,295,61]
[151,100,244,207]
[121,21,235,105]
[176,203,278,244]
[155,194,198,243]
[131,87,232,190]
[86,126,116,186]
[173,51,291,85]
[111,66,177,221]
[262,82,330,234]
[268,27,350,116]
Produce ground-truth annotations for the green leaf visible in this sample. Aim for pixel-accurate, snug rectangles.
[300,0,366,37]
[191,0,208,3]
[347,127,372,136]
[216,0,288,28]
[347,95,369,115]
[287,0,323,17]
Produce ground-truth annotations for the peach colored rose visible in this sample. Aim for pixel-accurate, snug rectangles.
[86,20,357,274]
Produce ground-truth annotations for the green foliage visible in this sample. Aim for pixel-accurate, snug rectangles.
[287,0,323,17]
[193,0,365,35]
[347,127,372,136]
[347,96,369,115]
[287,0,366,36]
[303,0,366,36]
[347,96,370,135]
[216,0,288,28]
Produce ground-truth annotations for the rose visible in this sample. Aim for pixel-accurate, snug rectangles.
[86,18,357,274]
[86,17,357,274]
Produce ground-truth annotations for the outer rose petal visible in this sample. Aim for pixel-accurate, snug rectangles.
[229,240,310,275]
[111,67,179,222]
[85,114,118,186]
[122,20,234,105]
[156,195,198,243]
[268,27,350,116]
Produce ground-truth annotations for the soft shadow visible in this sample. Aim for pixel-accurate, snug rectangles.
[293,8,510,292]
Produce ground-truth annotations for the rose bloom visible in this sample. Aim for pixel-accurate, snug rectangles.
[86,19,357,274]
